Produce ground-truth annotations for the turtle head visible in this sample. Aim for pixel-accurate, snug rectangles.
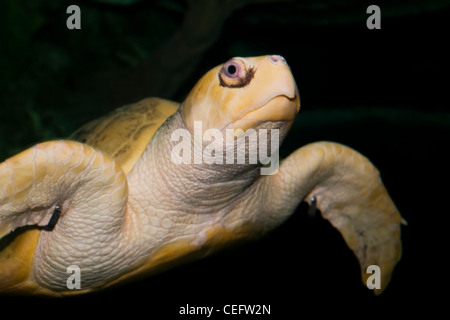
[181,55,300,135]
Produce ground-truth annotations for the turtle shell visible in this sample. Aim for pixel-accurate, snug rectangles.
[71,97,179,174]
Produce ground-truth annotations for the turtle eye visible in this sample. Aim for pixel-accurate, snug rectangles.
[219,58,255,88]
[223,61,241,79]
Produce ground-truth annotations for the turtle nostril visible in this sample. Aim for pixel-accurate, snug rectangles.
[269,55,286,65]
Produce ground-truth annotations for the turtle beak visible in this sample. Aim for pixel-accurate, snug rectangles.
[227,92,299,135]
[240,90,300,123]
[233,55,300,125]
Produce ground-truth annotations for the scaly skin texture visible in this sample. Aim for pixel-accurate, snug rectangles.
[0,55,404,296]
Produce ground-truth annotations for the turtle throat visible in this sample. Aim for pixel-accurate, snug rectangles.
[127,110,288,215]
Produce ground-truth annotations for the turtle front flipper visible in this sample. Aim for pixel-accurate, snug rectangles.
[0,140,128,295]
[259,141,405,294]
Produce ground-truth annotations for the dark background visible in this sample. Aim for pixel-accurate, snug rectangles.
[1,0,449,317]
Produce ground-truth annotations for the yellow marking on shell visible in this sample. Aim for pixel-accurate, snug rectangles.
[70,97,179,174]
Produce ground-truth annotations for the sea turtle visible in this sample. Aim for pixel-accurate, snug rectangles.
[0,55,404,296]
